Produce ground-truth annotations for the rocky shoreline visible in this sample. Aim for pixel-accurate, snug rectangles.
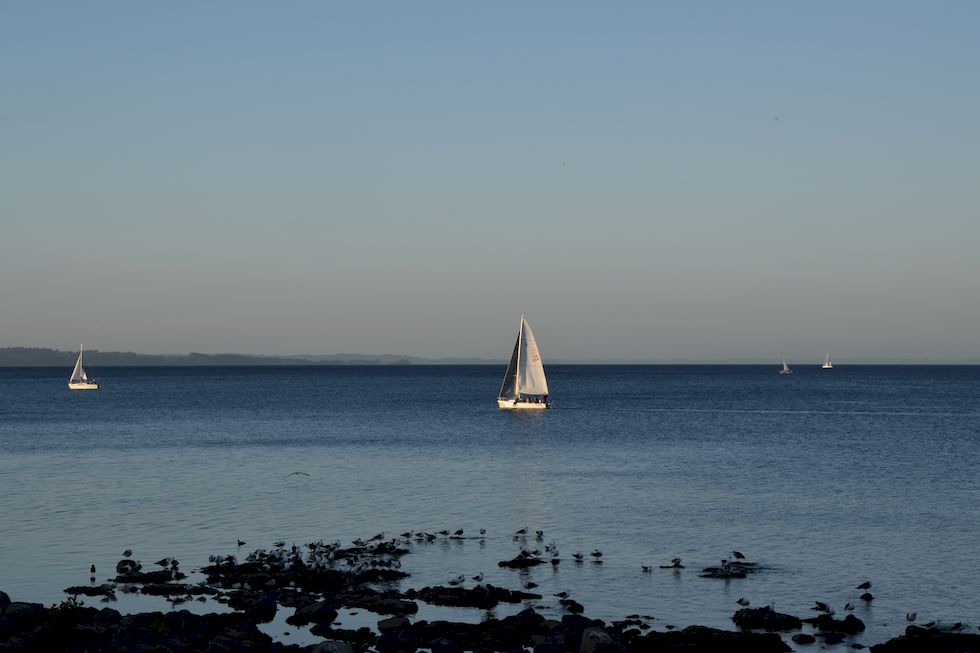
[2,536,978,653]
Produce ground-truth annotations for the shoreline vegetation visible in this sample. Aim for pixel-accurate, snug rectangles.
[1,535,976,653]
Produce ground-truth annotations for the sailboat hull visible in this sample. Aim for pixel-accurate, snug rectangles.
[68,382,100,390]
[497,398,549,410]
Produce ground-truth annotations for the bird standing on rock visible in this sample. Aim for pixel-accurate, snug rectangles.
[736,598,750,607]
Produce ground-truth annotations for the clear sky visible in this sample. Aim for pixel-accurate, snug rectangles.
[2,2,978,361]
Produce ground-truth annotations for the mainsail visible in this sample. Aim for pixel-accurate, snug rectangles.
[70,346,88,383]
[518,318,549,395]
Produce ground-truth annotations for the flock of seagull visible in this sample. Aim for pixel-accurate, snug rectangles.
[95,527,959,632]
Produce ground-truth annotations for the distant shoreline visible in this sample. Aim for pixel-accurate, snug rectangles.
[1,348,978,367]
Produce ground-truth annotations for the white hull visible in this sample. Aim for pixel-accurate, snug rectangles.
[498,398,550,410]
[68,381,100,390]
[822,364,833,369]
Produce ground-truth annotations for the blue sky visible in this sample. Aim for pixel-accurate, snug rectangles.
[2,2,978,361]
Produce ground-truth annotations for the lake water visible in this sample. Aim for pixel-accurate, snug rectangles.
[1,365,978,648]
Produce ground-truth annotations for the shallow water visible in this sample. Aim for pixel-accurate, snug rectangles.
[1,365,978,648]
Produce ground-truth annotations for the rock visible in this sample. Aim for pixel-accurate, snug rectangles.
[792,633,817,644]
[311,641,356,653]
[824,632,846,645]
[580,626,614,653]
[287,599,338,626]
[0,590,9,613]
[498,553,547,568]
[63,584,117,597]
[733,606,803,631]
[227,591,277,622]
[804,613,865,634]
[634,625,791,653]
[431,637,464,653]
[870,629,980,652]
[378,615,410,632]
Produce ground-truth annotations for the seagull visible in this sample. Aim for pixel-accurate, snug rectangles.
[572,552,584,561]
[856,581,872,590]
[89,564,96,574]
[515,528,528,536]
[736,598,750,607]
[524,581,538,589]
[732,550,746,560]
[237,539,246,547]
[287,471,310,476]
[471,572,484,582]
[844,602,854,612]
[812,601,831,613]
[590,549,603,559]
[437,530,449,536]
[453,529,464,536]
[447,574,465,586]
[906,612,917,623]
[535,530,544,540]
[122,549,132,558]
[641,565,652,573]
[554,591,569,598]
[479,528,486,535]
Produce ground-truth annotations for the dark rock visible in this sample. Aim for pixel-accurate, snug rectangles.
[287,599,338,626]
[378,615,410,632]
[804,613,866,634]
[870,629,980,652]
[792,633,817,645]
[860,592,874,602]
[310,642,356,653]
[824,632,846,645]
[631,625,790,653]
[732,606,803,631]
[431,637,464,653]
[0,590,10,613]
[580,626,615,653]
[227,591,277,622]
[63,584,116,597]
[416,584,541,610]
[498,553,547,568]
[562,599,585,614]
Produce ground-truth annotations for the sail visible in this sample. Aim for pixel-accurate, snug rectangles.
[824,353,831,366]
[70,346,86,383]
[498,333,521,400]
[518,317,549,395]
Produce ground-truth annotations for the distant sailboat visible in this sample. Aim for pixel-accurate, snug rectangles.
[68,345,100,390]
[779,354,792,375]
[822,353,833,369]
[497,314,550,409]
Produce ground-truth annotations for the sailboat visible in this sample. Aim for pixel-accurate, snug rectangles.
[68,345,100,390]
[822,353,833,369]
[779,354,792,375]
[497,314,550,409]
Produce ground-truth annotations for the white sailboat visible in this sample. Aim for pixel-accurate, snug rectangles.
[68,345,100,390]
[779,354,792,375]
[497,314,550,409]
[822,353,833,369]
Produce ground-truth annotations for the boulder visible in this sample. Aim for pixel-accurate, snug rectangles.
[792,633,816,645]
[311,642,356,653]
[287,599,338,626]
[733,606,803,631]
[580,626,615,653]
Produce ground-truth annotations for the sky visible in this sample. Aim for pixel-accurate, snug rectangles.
[2,2,978,362]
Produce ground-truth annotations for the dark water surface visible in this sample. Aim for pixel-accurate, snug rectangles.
[1,365,978,647]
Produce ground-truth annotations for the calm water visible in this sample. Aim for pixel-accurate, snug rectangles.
[1,365,979,648]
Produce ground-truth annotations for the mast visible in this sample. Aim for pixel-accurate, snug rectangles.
[515,314,524,397]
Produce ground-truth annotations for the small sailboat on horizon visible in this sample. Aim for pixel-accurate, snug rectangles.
[779,354,792,375]
[822,353,833,369]
[497,314,550,409]
[68,345,100,390]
